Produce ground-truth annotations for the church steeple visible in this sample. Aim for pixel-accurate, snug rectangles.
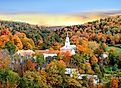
[60,32,76,55]
[65,32,70,47]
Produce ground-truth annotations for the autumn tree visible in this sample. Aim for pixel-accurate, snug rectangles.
[12,35,23,49]
[90,55,98,64]
[47,73,63,87]
[0,69,20,88]
[19,71,49,88]
[0,35,10,48]
[45,60,66,87]
[70,53,82,67]
[45,60,66,75]
[50,42,61,50]
[63,75,82,88]
[63,51,71,61]
[0,49,10,69]
[110,77,119,88]
[25,59,35,71]
[15,32,35,49]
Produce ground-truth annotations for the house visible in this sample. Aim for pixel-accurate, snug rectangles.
[65,68,99,84]
[15,50,35,56]
[35,50,58,59]
[65,68,77,75]
[77,74,99,84]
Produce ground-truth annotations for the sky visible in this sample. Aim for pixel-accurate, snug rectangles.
[0,0,121,14]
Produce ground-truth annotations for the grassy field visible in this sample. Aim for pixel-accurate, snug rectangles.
[106,46,121,55]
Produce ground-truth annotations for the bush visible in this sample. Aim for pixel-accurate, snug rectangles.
[63,76,82,88]
[0,69,20,88]
[19,71,48,88]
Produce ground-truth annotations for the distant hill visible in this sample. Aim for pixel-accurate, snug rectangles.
[0,20,64,31]
[0,10,121,26]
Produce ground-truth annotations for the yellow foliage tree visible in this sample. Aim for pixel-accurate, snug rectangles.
[12,35,23,49]
[38,36,43,46]
[15,32,35,49]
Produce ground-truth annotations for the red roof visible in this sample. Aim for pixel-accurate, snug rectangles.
[34,50,59,54]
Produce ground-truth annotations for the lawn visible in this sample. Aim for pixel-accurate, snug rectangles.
[106,46,121,55]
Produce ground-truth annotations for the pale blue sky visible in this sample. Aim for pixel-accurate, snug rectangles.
[0,0,121,13]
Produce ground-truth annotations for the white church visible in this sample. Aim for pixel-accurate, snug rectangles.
[60,33,76,55]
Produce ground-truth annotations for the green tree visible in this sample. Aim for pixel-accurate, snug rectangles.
[4,41,17,55]
[71,53,82,67]
[32,53,45,69]
[0,69,20,88]
[63,75,82,88]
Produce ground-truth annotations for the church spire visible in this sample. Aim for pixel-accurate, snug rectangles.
[67,32,68,37]
[65,32,70,47]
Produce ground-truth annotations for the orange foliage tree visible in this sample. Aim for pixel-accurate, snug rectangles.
[57,51,63,60]
[90,55,98,64]
[110,77,119,88]
[12,35,23,50]
[71,35,79,45]
[63,51,71,61]
[0,35,10,48]
[50,42,61,50]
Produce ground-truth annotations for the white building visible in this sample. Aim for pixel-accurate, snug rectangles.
[43,53,57,59]
[102,53,108,59]
[65,68,99,84]
[60,33,76,55]
[15,50,35,56]
[35,50,58,59]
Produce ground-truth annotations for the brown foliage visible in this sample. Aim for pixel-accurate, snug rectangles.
[26,59,35,71]
[110,77,119,88]
[63,51,71,62]
[0,50,10,69]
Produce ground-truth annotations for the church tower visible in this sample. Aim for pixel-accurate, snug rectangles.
[65,32,70,48]
[60,32,76,55]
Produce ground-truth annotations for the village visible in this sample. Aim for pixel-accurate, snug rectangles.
[10,33,110,84]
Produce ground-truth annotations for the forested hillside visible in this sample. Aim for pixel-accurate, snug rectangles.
[0,15,121,87]
[0,15,121,50]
